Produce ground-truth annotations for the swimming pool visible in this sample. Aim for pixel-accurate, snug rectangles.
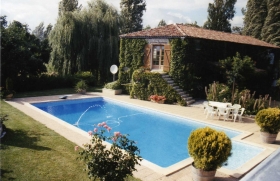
[31,97,264,170]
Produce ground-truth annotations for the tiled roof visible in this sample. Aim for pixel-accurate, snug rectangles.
[120,24,279,49]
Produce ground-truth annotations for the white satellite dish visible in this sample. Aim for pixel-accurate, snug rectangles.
[110,65,118,81]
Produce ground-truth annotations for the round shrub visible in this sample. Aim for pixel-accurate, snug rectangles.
[104,81,122,90]
[255,108,280,134]
[188,127,232,171]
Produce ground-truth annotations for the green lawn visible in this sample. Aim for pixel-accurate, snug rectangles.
[0,88,141,181]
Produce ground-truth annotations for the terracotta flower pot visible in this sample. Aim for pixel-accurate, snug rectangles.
[260,132,278,144]
[191,163,216,181]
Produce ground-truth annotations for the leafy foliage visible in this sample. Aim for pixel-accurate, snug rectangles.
[78,122,142,181]
[243,0,280,46]
[261,0,280,46]
[238,89,270,115]
[188,127,232,171]
[1,16,47,85]
[243,0,267,39]
[104,81,122,90]
[118,39,147,84]
[219,52,256,100]
[169,38,188,89]
[49,0,120,84]
[205,81,232,102]
[58,0,82,16]
[75,80,88,92]
[203,0,237,32]
[130,69,186,105]
[157,19,167,27]
[120,0,146,34]
[255,108,280,134]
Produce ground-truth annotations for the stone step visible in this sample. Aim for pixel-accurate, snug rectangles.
[167,80,174,84]
[175,88,184,92]
[183,97,193,101]
[161,74,195,106]
[181,94,190,98]
[163,77,172,81]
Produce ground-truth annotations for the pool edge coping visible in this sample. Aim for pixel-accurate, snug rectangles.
[5,94,277,179]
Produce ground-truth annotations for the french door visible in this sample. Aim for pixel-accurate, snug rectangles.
[152,45,164,70]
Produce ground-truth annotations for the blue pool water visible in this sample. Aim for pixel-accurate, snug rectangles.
[32,97,264,169]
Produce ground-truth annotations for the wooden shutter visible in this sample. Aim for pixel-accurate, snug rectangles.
[163,44,171,72]
[143,44,151,69]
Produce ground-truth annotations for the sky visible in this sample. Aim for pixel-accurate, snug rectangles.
[1,0,247,32]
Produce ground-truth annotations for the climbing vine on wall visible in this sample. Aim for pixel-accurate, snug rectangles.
[169,38,188,89]
[118,38,147,84]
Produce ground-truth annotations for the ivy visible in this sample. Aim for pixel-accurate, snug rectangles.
[130,68,186,105]
[169,38,188,89]
[119,39,147,84]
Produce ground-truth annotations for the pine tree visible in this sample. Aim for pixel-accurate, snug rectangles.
[243,0,267,39]
[203,0,237,32]
[120,0,146,34]
[261,0,280,46]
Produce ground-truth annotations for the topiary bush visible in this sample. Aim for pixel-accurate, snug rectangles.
[188,127,232,171]
[255,108,280,134]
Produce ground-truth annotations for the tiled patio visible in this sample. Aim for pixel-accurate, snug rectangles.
[5,92,280,181]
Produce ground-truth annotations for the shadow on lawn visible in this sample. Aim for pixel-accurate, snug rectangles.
[0,128,51,151]
[0,169,16,180]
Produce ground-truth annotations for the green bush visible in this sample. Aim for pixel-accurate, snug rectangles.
[130,69,186,105]
[14,74,76,92]
[104,81,122,90]
[255,108,280,134]
[75,71,96,86]
[188,127,232,171]
[75,80,88,92]
[205,81,232,102]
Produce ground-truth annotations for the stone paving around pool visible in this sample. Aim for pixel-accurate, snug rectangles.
[5,92,280,181]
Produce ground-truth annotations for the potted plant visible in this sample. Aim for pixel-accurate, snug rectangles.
[149,95,166,104]
[255,108,280,143]
[75,80,88,94]
[102,81,122,95]
[188,127,232,181]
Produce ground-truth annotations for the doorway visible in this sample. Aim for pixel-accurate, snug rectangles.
[152,45,164,70]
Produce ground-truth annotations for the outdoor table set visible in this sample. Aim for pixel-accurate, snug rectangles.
[203,101,245,122]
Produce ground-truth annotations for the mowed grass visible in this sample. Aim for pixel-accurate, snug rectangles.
[0,100,90,181]
[1,88,141,181]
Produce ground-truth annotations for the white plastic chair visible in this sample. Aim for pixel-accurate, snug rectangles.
[203,101,209,114]
[233,108,245,122]
[217,107,230,121]
[206,106,217,119]
[230,104,241,118]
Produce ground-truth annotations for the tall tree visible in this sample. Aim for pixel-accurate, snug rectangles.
[261,0,280,46]
[243,0,267,40]
[49,0,120,83]
[158,19,167,27]
[58,0,82,16]
[1,18,46,85]
[32,22,45,41]
[120,0,146,34]
[203,0,237,32]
